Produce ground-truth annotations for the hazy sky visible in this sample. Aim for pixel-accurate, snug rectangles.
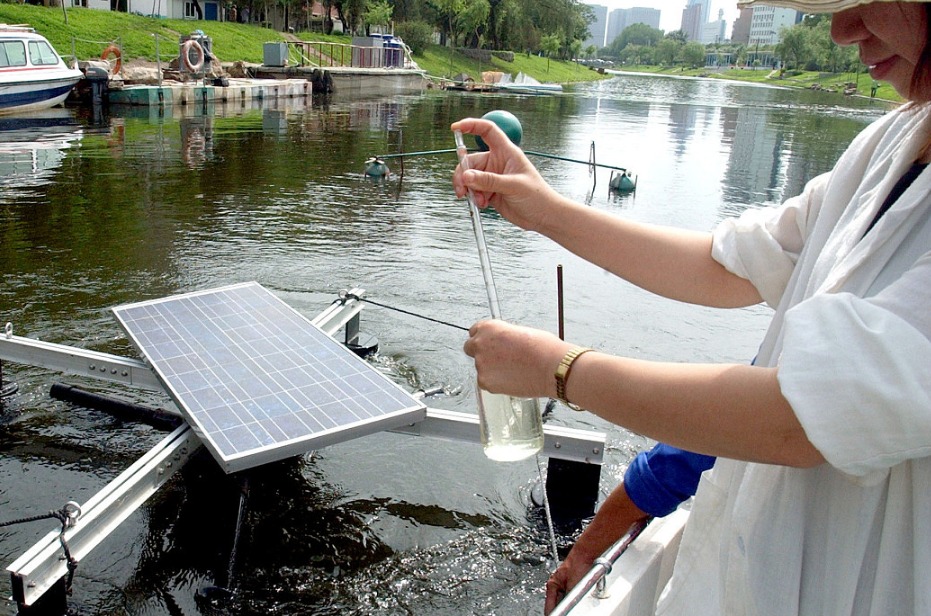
[588,0,740,34]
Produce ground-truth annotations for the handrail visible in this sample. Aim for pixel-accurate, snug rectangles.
[286,40,413,70]
[549,517,652,616]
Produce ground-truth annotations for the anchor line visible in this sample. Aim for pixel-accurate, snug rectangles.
[341,293,470,332]
[1,503,81,594]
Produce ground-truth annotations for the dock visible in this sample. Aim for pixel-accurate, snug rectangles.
[106,77,312,106]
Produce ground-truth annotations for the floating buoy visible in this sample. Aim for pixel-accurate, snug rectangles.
[100,44,121,75]
[610,170,637,192]
[364,157,389,178]
[181,39,205,73]
[475,109,523,151]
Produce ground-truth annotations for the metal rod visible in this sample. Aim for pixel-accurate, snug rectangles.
[455,130,501,319]
[526,150,627,173]
[549,518,651,616]
[371,148,627,173]
[375,147,458,160]
[557,264,565,341]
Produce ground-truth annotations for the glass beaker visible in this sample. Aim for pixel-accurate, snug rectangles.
[477,386,544,462]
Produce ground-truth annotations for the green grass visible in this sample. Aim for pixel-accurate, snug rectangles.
[414,45,606,84]
[616,64,903,103]
[0,3,302,64]
[0,4,607,84]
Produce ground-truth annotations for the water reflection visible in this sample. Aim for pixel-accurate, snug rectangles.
[0,111,83,199]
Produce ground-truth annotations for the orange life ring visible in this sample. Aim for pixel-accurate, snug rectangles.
[181,39,205,73]
[100,44,121,75]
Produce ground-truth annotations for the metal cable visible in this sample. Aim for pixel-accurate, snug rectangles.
[342,293,469,332]
[1,503,81,594]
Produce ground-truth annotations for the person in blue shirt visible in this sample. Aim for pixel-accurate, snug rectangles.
[543,445,714,612]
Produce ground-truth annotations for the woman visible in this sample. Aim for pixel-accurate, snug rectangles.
[453,0,931,613]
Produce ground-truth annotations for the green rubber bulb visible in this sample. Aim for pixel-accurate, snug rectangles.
[475,110,523,151]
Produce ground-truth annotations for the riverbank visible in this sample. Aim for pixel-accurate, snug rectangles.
[612,64,903,103]
[0,4,606,87]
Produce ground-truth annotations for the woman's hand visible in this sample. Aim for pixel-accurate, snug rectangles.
[451,118,565,233]
[463,319,572,399]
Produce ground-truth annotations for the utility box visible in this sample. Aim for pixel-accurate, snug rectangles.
[263,42,289,67]
[351,36,383,68]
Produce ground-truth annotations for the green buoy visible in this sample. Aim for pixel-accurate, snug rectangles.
[475,110,523,151]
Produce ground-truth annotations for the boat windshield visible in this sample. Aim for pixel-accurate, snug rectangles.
[28,40,60,66]
[0,41,26,68]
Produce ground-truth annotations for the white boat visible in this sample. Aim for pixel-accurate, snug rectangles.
[498,71,563,95]
[0,24,83,115]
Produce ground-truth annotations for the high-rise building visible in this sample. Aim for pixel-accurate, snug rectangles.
[748,6,800,45]
[583,3,609,48]
[731,7,753,44]
[700,8,727,43]
[681,3,703,41]
[681,0,711,39]
[628,7,661,30]
[606,6,661,47]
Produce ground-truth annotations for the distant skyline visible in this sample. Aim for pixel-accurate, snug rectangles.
[585,0,740,35]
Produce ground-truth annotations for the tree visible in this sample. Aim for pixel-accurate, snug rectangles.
[541,33,560,71]
[427,0,463,46]
[655,38,681,66]
[681,41,705,68]
[364,0,393,34]
[459,0,490,47]
[776,24,810,70]
[568,38,582,61]
[665,29,688,44]
[611,22,662,51]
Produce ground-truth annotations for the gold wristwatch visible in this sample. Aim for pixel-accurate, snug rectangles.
[554,347,593,411]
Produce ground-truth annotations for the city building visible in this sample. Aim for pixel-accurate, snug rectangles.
[583,3,610,48]
[680,0,710,41]
[731,7,753,44]
[701,8,728,43]
[606,6,662,47]
[748,5,800,46]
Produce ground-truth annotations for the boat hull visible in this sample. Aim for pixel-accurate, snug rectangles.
[0,72,82,115]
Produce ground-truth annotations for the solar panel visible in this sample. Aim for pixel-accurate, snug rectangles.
[112,282,426,473]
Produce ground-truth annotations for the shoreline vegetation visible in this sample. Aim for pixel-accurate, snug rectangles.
[0,3,902,103]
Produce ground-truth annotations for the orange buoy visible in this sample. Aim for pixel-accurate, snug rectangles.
[181,39,205,73]
[100,44,121,75]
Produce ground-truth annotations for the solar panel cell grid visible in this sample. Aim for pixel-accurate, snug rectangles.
[112,282,426,473]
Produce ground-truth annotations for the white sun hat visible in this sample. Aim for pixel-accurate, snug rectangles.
[738,0,928,13]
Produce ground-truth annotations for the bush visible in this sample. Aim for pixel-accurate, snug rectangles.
[395,21,432,55]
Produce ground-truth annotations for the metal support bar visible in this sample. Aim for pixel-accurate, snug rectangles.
[313,287,365,338]
[0,291,366,393]
[0,334,162,391]
[392,408,605,465]
[8,425,201,607]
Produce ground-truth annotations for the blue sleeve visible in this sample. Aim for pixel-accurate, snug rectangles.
[623,443,716,517]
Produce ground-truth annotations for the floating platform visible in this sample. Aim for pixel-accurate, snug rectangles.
[106,77,312,107]
[254,65,428,96]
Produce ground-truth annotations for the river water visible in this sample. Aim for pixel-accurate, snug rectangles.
[0,74,890,615]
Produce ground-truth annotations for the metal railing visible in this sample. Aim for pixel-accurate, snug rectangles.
[549,518,652,616]
[287,40,415,70]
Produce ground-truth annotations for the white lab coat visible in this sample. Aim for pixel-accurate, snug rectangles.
[656,106,931,615]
